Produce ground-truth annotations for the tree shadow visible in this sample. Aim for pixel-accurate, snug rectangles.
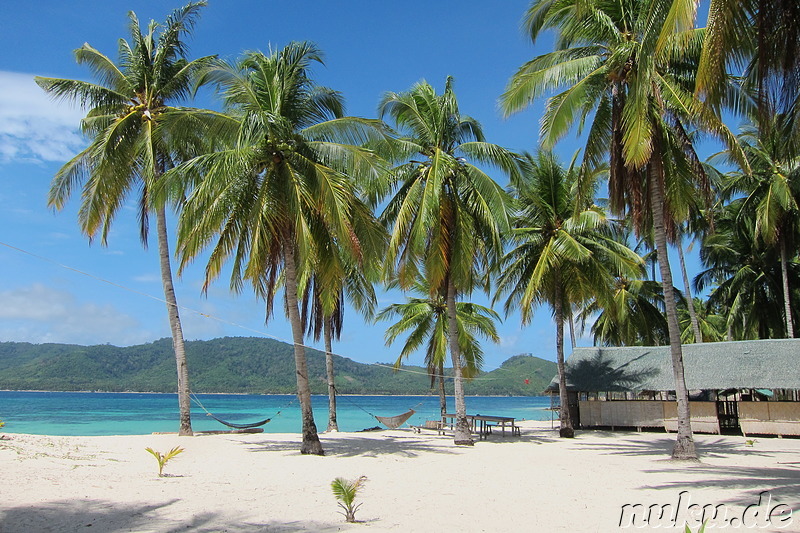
[243,428,559,457]
[565,352,659,391]
[481,427,560,445]
[640,464,800,508]
[0,499,348,532]
[572,434,789,460]
[243,432,461,458]
[0,499,200,532]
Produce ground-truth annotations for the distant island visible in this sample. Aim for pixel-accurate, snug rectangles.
[0,337,556,396]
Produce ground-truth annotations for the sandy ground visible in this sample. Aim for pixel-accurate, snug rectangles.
[1,421,799,532]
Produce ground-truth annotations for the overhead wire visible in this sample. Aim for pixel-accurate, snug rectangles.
[0,239,520,382]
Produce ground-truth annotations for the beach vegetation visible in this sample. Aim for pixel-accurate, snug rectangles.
[501,0,748,460]
[29,0,800,459]
[695,199,800,340]
[160,42,388,455]
[374,76,519,445]
[495,150,643,437]
[331,475,367,522]
[712,114,800,338]
[0,337,557,395]
[376,279,501,418]
[698,0,800,138]
[300,252,382,432]
[685,520,707,532]
[145,446,185,477]
[678,297,728,344]
[34,1,213,437]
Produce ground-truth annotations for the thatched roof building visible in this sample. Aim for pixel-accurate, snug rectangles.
[548,339,800,436]
[548,338,800,394]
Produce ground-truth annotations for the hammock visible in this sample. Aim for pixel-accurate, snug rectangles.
[191,392,274,429]
[204,412,271,430]
[375,409,415,429]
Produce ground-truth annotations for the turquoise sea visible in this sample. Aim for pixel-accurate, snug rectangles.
[0,391,553,436]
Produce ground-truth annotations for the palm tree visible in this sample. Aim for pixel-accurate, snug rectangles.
[698,0,800,132]
[376,77,518,445]
[301,260,380,432]
[500,0,744,459]
[376,280,500,418]
[675,226,705,344]
[301,280,345,432]
[679,297,727,343]
[496,151,643,438]
[578,278,669,347]
[722,116,800,337]
[35,2,211,436]
[165,42,387,454]
[696,200,798,339]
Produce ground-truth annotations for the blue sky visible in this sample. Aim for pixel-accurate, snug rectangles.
[0,1,715,371]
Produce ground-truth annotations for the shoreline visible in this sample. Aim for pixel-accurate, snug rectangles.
[2,421,798,531]
[0,389,545,398]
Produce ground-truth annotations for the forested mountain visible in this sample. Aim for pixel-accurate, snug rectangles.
[0,337,555,396]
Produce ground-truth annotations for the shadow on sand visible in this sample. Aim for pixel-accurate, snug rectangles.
[242,427,558,457]
[641,463,800,507]
[572,432,800,507]
[0,499,346,532]
[572,432,798,461]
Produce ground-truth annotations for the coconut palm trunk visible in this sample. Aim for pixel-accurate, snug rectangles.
[780,236,795,337]
[568,308,577,350]
[284,241,324,455]
[650,153,697,460]
[447,279,473,445]
[156,204,193,436]
[438,361,447,419]
[324,318,339,432]
[35,2,209,437]
[677,242,703,343]
[554,273,574,438]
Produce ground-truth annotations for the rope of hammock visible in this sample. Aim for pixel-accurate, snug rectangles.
[332,385,432,428]
[191,393,295,429]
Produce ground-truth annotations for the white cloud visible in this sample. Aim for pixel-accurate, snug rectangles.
[0,283,156,346]
[179,301,225,341]
[0,71,86,164]
[499,333,520,349]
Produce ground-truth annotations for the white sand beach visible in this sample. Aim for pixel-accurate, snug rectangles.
[2,421,799,532]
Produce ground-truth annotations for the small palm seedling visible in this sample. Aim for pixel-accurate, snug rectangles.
[331,475,368,522]
[685,520,707,532]
[145,446,184,477]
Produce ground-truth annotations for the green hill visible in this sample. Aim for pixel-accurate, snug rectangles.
[0,337,556,396]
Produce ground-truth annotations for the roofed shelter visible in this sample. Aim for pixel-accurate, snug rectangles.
[548,339,800,437]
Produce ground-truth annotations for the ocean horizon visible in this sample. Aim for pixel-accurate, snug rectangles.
[0,391,554,436]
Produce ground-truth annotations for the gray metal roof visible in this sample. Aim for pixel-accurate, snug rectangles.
[547,338,800,392]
